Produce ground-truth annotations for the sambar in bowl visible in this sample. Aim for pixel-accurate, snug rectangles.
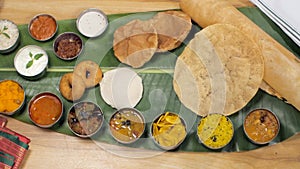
[109,108,145,144]
[28,92,63,128]
[243,109,280,144]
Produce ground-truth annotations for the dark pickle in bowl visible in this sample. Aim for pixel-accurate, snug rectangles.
[53,32,83,60]
[243,109,280,145]
[67,101,104,138]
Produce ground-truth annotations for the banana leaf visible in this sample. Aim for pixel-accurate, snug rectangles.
[0,7,299,152]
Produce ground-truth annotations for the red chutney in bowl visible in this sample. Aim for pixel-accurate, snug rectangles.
[29,14,57,41]
[29,92,63,128]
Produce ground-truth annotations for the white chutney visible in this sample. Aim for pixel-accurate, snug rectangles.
[14,45,48,78]
[76,8,108,38]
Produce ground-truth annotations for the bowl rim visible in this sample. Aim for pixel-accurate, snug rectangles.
[28,13,58,41]
[53,32,84,61]
[109,107,146,144]
[243,108,280,145]
[197,113,234,150]
[14,45,49,77]
[76,8,108,38]
[0,79,25,116]
[150,111,187,151]
[66,101,104,138]
[0,19,20,53]
[28,91,64,128]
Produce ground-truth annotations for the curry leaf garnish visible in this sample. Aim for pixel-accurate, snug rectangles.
[34,54,44,60]
[29,52,33,58]
[2,33,10,39]
[26,60,33,69]
[0,26,10,39]
[26,52,44,69]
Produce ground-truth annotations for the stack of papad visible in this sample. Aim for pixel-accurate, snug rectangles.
[113,11,192,68]
[113,19,158,68]
[173,24,264,116]
[152,10,192,52]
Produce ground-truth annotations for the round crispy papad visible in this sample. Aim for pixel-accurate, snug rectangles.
[152,10,192,52]
[173,24,264,116]
[113,19,158,68]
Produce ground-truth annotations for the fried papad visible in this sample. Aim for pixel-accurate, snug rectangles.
[152,10,192,52]
[113,19,158,68]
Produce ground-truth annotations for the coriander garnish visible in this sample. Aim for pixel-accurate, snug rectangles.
[26,52,44,69]
[0,26,10,39]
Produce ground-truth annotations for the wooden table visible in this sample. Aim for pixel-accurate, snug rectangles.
[1,0,300,168]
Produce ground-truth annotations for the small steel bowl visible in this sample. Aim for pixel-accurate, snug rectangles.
[28,92,63,128]
[0,80,25,116]
[109,107,145,144]
[53,32,83,61]
[243,108,280,145]
[28,14,58,41]
[0,19,20,54]
[197,113,234,150]
[76,8,108,38]
[151,112,187,150]
[14,45,48,80]
[67,101,104,138]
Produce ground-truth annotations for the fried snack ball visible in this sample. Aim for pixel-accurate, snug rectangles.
[59,72,86,101]
[73,60,103,88]
[113,19,158,68]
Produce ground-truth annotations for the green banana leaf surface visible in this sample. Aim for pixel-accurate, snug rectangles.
[0,7,299,153]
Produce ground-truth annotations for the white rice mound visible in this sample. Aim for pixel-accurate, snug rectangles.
[0,20,19,51]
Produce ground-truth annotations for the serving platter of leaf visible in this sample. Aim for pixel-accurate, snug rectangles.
[0,7,299,152]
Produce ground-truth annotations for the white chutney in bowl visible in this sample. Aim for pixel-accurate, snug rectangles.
[14,45,48,79]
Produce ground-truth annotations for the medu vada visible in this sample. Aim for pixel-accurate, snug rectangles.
[59,73,86,101]
[73,60,103,88]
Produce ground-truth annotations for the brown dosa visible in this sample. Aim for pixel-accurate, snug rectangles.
[180,0,300,111]
[173,24,264,116]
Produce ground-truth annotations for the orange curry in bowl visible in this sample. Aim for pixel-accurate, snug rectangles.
[243,109,280,144]
[29,92,63,127]
[29,14,57,41]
